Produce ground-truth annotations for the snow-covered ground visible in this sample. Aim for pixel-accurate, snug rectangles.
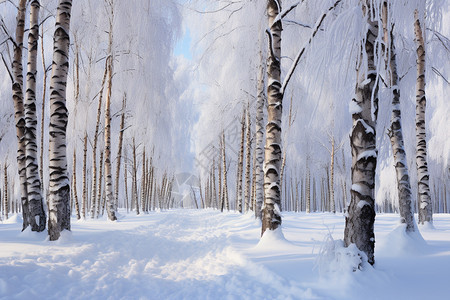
[1,210,450,299]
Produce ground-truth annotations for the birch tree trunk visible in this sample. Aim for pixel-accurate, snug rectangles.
[81,132,87,219]
[132,138,139,214]
[40,25,47,193]
[90,60,108,219]
[114,95,126,211]
[330,138,336,213]
[244,106,252,212]
[104,55,116,221]
[262,0,283,235]
[414,9,433,225]
[236,109,245,213]
[344,0,379,265]
[48,0,73,241]
[96,151,104,217]
[222,131,229,211]
[383,2,415,232]
[255,52,265,219]
[4,163,8,219]
[24,0,46,231]
[72,150,80,219]
[11,0,29,231]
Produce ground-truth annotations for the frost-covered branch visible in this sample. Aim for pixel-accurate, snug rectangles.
[432,67,450,85]
[427,28,450,53]
[0,53,13,81]
[273,1,301,24]
[281,0,342,95]
[265,28,277,63]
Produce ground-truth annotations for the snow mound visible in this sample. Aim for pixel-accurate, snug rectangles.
[254,227,296,252]
[2,214,22,224]
[315,234,369,275]
[377,224,429,257]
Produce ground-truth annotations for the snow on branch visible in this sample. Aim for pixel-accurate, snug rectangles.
[273,1,301,25]
[281,0,342,95]
[265,28,278,63]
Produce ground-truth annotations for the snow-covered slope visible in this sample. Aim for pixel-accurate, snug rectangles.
[1,210,450,299]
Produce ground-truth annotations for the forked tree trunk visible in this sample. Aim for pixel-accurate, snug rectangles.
[236,108,245,213]
[344,0,379,265]
[383,2,415,232]
[24,0,46,231]
[11,0,29,231]
[255,51,265,219]
[90,59,108,219]
[40,24,47,193]
[414,9,432,224]
[262,0,283,235]
[244,106,252,212]
[48,0,73,241]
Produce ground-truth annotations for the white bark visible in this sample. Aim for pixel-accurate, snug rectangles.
[11,0,28,231]
[114,95,126,211]
[262,0,283,234]
[24,0,46,231]
[383,2,415,232]
[48,0,73,241]
[222,131,229,211]
[104,55,116,221]
[255,51,265,220]
[236,108,245,213]
[414,9,433,225]
[344,0,379,265]
[244,106,252,212]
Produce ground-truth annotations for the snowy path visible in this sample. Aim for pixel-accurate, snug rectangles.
[1,210,450,299]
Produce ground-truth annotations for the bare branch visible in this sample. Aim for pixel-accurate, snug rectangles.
[281,0,342,95]
[432,67,450,85]
[1,53,13,81]
[265,28,278,63]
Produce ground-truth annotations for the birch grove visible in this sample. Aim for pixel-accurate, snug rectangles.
[0,0,447,257]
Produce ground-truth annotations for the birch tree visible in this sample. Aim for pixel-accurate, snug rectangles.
[236,108,245,213]
[262,0,341,235]
[255,51,265,219]
[24,0,46,231]
[343,0,379,265]
[103,0,117,221]
[262,0,284,234]
[244,105,252,212]
[48,0,73,241]
[7,0,29,230]
[382,1,414,232]
[414,9,432,225]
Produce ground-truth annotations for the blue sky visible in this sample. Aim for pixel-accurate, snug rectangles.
[174,29,193,60]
